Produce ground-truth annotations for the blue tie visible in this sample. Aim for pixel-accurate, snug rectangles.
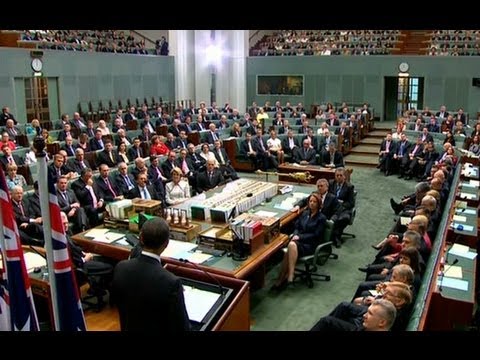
[400,143,404,156]
[336,185,341,198]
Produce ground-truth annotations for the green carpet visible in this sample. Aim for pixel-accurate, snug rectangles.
[246,165,414,331]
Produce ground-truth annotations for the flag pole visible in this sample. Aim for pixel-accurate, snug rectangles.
[0,201,12,331]
[34,137,60,331]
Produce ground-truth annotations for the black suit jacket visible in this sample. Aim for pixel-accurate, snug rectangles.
[12,200,32,225]
[328,180,355,214]
[0,154,24,170]
[96,150,120,168]
[128,146,144,162]
[27,193,41,218]
[112,254,190,332]
[213,148,231,166]
[114,173,136,196]
[297,192,340,220]
[69,158,92,174]
[321,151,344,168]
[89,138,104,151]
[71,178,101,211]
[95,176,120,202]
[61,144,76,157]
[196,169,224,193]
[126,184,162,202]
[57,189,80,213]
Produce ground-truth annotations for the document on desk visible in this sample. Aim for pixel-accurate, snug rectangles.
[470,180,480,187]
[460,192,477,200]
[84,228,110,238]
[183,285,221,323]
[450,243,469,254]
[438,276,468,291]
[162,239,197,259]
[254,210,278,218]
[443,265,463,279]
[452,215,467,223]
[24,252,47,272]
[456,208,477,215]
[184,251,213,264]
[400,217,411,226]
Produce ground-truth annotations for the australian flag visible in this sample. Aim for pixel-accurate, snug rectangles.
[46,170,86,331]
[0,168,39,331]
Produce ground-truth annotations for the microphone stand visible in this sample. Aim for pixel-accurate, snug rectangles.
[178,258,225,296]
[439,258,459,292]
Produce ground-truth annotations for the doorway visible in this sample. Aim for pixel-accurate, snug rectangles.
[24,77,51,122]
[384,76,424,121]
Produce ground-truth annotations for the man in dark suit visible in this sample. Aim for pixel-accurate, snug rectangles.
[95,164,123,203]
[206,123,220,144]
[147,156,167,197]
[61,135,76,157]
[115,129,132,146]
[112,217,190,331]
[4,119,21,141]
[393,133,411,178]
[48,153,71,184]
[196,159,225,193]
[57,123,73,141]
[435,105,449,119]
[0,106,17,126]
[114,162,136,196]
[26,181,41,218]
[89,130,105,151]
[11,186,44,245]
[377,133,396,176]
[70,112,87,130]
[321,143,344,168]
[186,143,205,172]
[1,144,24,170]
[293,178,340,221]
[293,138,317,165]
[96,140,118,168]
[213,140,238,180]
[328,168,355,248]
[71,168,105,228]
[281,130,300,157]
[126,172,163,203]
[69,148,92,174]
[57,176,88,233]
[128,138,144,162]
[161,151,177,181]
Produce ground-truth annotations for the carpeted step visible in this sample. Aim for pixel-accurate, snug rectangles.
[344,154,378,168]
[361,137,383,145]
[350,145,379,155]
[368,130,389,138]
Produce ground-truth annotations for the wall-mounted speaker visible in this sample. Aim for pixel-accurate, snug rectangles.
[472,78,480,87]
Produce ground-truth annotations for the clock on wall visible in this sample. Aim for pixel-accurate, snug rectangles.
[31,58,43,72]
[398,62,409,73]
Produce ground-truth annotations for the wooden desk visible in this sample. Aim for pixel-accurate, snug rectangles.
[72,228,288,290]
[164,264,250,330]
[423,244,477,330]
[277,163,352,184]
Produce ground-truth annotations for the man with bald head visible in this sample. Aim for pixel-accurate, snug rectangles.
[196,159,224,193]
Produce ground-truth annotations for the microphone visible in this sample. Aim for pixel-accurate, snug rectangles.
[439,258,459,292]
[178,258,225,296]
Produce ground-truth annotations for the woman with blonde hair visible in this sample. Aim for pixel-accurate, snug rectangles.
[6,163,27,190]
[165,167,191,206]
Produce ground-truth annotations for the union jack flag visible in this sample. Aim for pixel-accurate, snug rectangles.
[46,170,86,331]
[0,168,39,331]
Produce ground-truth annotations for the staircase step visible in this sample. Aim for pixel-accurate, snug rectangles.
[361,137,383,145]
[368,130,389,138]
[350,145,379,155]
[344,154,378,167]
